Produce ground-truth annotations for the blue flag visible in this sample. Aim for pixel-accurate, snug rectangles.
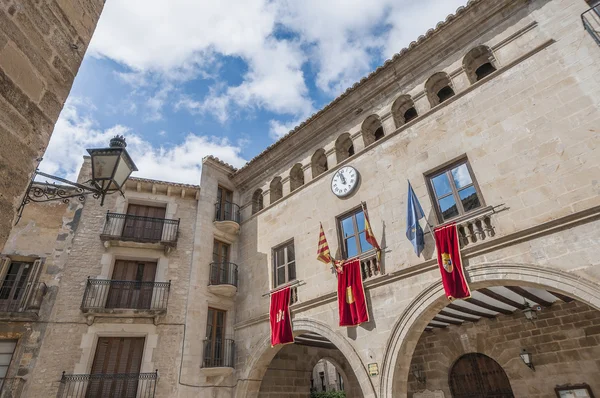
[406,181,425,257]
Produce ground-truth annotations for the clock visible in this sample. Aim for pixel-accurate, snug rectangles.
[331,166,359,198]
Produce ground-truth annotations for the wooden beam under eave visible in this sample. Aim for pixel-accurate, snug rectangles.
[479,288,528,310]
[433,316,462,325]
[447,303,495,319]
[467,297,513,315]
[506,286,554,307]
[439,310,479,323]
[427,323,447,329]
[548,290,574,303]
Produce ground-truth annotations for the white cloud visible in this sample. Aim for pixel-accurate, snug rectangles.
[88,0,468,131]
[41,99,247,185]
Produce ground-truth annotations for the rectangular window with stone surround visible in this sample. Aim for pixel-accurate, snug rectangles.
[336,207,374,259]
[426,158,485,223]
[272,240,295,287]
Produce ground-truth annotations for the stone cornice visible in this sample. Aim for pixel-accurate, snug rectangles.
[230,0,528,190]
[234,204,600,331]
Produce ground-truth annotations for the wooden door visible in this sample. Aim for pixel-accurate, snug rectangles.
[212,241,230,285]
[122,204,166,241]
[216,187,233,220]
[204,308,226,367]
[87,337,145,398]
[106,261,157,309]
[449,353,514,398]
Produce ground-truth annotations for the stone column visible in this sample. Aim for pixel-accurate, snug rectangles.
[282,176,291,197]
[381,112,396,135]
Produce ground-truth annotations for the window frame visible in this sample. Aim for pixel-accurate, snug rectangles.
[426,158,485,224]
[216,185,234,220]
[336,206,375,260]
[272,240,296,288]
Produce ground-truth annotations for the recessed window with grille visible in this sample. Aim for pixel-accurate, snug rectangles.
[427,159,484,223]
[273,241,295,287]
[216,186,233,220]
[122,204,166,241]
[204,308,226,367]
[0,340,17,381]
[106,260,157,309]
[88,337,145,398]
[337,207,374,259]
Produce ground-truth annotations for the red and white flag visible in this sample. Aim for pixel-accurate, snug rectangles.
[269,287,294,346]
[435,223,471,300]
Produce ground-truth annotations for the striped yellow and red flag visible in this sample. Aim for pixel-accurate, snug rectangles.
[317,223,333,266]
[361,202,381,270]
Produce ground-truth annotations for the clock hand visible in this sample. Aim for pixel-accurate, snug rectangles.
[339,171,346,184]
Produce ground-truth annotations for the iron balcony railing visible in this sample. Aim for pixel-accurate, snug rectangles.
[209,262,239,288]
[202,339,235,368]
[81,279,170,312]
[582,5,600,46]
[0,377,25,397]
[214,201,240,224]
[57,371,158,398]
[0,282,46,314]
[100,212,179,245]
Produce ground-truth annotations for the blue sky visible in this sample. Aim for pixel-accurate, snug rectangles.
[42,0,467,184]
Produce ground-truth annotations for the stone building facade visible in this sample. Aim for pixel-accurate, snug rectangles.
[0,0,104,251]
[1,0,600,397]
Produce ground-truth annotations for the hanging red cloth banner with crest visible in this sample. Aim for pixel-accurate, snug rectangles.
[337,258,369,326]
[269,287,294,347]
[434,223,471,300]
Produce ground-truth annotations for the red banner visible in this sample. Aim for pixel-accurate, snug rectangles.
[269,287,294,347]
[338,258,369,326]
[435,223,471,300]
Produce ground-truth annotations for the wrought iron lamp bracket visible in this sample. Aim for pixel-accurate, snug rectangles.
[15,170,121,225]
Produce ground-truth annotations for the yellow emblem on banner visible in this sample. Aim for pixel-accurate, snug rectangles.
[346,286,354,304]
[441,253,453,273]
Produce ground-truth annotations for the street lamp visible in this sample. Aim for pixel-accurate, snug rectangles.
[15,135,138,224]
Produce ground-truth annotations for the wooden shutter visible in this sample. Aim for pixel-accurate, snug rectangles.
[19,258,42,311]
[0,258,11,286]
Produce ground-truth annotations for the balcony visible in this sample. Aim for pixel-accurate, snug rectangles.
[0,282,47,321]
[359,251,380,281]
[213,202,241,241]
[582,5,600,46]
[57,371,158,398]
[207,262,239,297]
[200,339,235,377]
[100,212,179,253]
[81,279,170,324]
[0,377,25,397]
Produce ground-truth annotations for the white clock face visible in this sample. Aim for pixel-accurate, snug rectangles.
[331,166,359,197]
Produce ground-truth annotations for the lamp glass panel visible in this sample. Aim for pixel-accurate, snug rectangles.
[91,152,119,180]
[111,154,134,189]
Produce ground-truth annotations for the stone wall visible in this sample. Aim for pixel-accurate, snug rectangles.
[0,0,104,251]
[407,300,600,397]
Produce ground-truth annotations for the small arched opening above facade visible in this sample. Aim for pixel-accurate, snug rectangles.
[289,163,304,192]
[311,149,328,179]
[425,72,455,107]
[335,133,354,163]
[362,115,384,147]
[252,189,263,214]
[463,45,497,84]
[391,95,418,128]
[270,177,282,203]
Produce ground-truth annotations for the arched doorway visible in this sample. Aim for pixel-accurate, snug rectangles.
[449,353,513,398]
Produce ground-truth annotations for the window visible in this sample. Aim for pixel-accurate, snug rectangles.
[216,186,233,221]
[425,72,454,107]
[252,189,263,214]
[392,95,417,128]
[335,133,354,163]
[106,260,157,309]
[337,207,374,259]
[463,45,497,83]
[290,164,304,192]
[122,204,166,241]
[270,177,283,203]
[204,307,226,367]
[0,340,16,380]
[311,149,328,178]
[361,114,384,147]
[273,241,295,287]
[427,159,483,222]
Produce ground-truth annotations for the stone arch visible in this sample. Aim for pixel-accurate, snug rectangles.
[311,149,328,179]
[379,262,600,398]
[251,189,263,214]
[311,356,353,395]
[425,72,455,107]
[391,95,418,128]
[238,318,377,398]
[335,133,354,163]
[270,177,282,203]
[361,114,384,147]
[463,45,497,84]
[290,163,304,192]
